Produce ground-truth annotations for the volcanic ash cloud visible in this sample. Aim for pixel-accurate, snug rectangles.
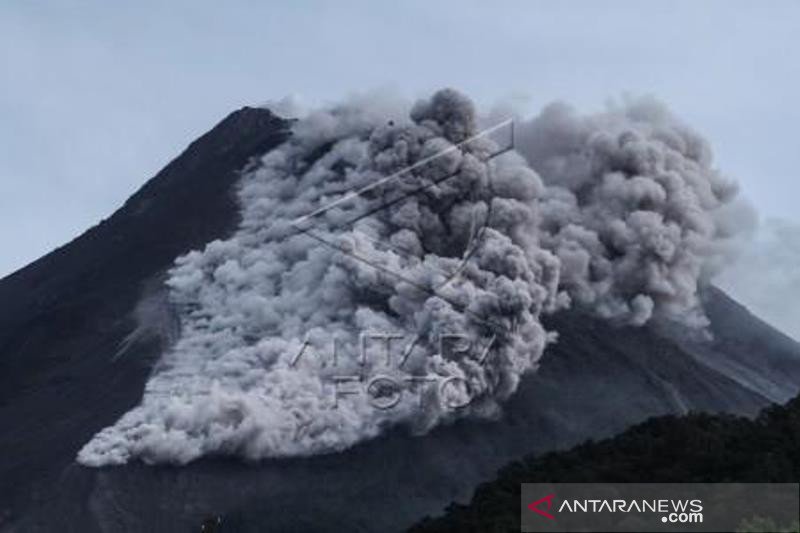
[516,99,739,328]
[77,89,743,466]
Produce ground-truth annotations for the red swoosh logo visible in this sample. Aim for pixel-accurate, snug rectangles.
[528,494,556,520]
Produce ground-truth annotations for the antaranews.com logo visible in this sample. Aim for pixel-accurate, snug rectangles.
[520,483,798,532]
[527,493,702,524]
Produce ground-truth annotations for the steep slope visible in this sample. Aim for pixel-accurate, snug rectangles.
[0,107,291,529]
[0,109,798,532]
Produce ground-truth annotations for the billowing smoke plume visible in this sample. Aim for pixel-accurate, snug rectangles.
[78,89,742,466]
[516,99,739,327]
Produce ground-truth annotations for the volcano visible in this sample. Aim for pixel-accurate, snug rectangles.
[1,107,798,532]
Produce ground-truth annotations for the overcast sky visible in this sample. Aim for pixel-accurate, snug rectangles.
[1,0,799,281]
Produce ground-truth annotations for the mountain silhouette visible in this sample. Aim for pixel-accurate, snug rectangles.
[0,108,798,532]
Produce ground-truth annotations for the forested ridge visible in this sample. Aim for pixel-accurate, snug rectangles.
[411,394,800,532]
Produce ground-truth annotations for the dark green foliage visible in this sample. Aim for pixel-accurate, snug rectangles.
[410,395,800,532]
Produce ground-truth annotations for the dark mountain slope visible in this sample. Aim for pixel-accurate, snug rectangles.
[0,110,797,532]
[409,393,800,533]
[0,108,290,528]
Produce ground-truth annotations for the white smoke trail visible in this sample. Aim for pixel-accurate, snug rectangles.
[78,89,744,466]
